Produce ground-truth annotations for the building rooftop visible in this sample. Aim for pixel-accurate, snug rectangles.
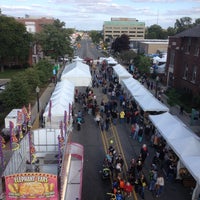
[173,24,200,38]
[104,21,145,26]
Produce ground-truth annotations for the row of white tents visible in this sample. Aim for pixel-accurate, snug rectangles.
[113,63,200,200]
[41,60,92,200]
[43,61,92,128]
[42,57,200,200]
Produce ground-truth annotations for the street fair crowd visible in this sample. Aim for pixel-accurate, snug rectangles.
[74,61,186,200]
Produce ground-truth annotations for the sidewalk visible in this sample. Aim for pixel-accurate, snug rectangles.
[144,80,200,137]
[0,65,64,199]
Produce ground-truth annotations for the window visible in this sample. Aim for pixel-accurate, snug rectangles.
[185,38,191,53]
[194,46,199,56]
[183,64,188,79]
[191,65,197,82]
[169,50,175,68]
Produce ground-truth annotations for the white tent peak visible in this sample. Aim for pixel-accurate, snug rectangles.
[61,61,92,86]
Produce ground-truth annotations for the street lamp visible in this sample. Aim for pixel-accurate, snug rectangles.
[36,86,40,113]
[155,76,159,98]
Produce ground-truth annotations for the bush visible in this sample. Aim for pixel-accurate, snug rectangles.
[165,88,199,113]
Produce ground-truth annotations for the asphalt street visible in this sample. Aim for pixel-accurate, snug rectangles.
[1,38,199,200]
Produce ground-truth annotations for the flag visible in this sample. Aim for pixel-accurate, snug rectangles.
[64,110,67,135]
[48,100,52,122]
[22,105,28,122]
[0,136,5,170]
[28,103,32,121]
[17,111,23,125]
[9,121,14,150]
[68,103,72,121]
[59,121,63,138]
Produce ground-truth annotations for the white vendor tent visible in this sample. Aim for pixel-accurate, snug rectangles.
[121,77,141,92]
[43,79,75,128]
[134,93,169,112]
[155,63,166,74]
[149,112,200,199]
[113,64,132,82]
[129,84,150,97]
[121,77,169,112]
[72,56,83,62]
[61,61,92,87]
[106,56,118,65]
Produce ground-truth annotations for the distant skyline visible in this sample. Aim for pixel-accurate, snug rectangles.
[1,0,200,30]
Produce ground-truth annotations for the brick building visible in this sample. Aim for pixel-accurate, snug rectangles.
[16,15,55,65]
[166,25,200,96]
[16,15,54,33]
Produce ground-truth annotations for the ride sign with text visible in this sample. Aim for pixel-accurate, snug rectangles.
[5,173,58,199]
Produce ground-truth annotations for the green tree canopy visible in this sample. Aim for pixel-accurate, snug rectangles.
[174,17,193,33]
[35,19,73,61]
[111,34,130,53]
[119,50,137,65]
[0,15,33,68]
[33,59,53,84]
[0,59,53,111]
[0,75,29,111]
[145,24,168,39]
[134,54,151,74]
[89,30,103,44]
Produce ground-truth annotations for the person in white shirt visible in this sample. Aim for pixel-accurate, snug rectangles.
[155,173,164,197]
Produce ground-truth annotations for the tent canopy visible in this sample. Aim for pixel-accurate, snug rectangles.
[113,64,132,82]
[43,79,75,128]
[106,56,118,65]
[155,63,166,74]
[72,56,83,62]
[149,112,200,184]
[134,94,169,112]
[121,77,169,112]
[61,61,92,86]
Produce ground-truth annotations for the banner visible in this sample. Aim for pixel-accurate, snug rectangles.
[5,173,58,200]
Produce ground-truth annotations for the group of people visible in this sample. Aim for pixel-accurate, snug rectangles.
[75,60,181,199]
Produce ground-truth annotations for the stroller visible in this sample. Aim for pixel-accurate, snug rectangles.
[100,157,113,180]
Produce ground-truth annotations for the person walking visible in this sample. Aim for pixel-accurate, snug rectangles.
[138,173,147,199]
[119,110,125,124]
[155,173,165,197]
[148,168,158,192]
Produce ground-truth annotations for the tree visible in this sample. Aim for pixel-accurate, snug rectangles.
[174,17,193,33]
[89,30,103,44]
[0,15,33,71]
[134,55,151,74]
[19,68,41,93]
[145,24,168,39]
[35,19,73,61]
[166,26,176,36]
[193,18,200,26]
[119,50,137,65]
[0,75,30,111]
[34,59,53,84]
[111,34,130,53]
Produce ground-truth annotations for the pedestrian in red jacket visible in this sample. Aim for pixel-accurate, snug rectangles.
[124,182,133,197]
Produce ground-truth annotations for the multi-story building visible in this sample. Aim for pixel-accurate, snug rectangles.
[166,25,200,95]
[16,15,54,33]
[137,39,169,55]
[16,15,55,65]
[103,18,145,42]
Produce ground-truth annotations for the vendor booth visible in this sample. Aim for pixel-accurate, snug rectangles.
[61,61,92,87]
[149,112,200,200]
[43,80,75,129]
[113,64,132,83]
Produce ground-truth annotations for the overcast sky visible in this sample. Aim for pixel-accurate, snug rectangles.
[1,0,200,30]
